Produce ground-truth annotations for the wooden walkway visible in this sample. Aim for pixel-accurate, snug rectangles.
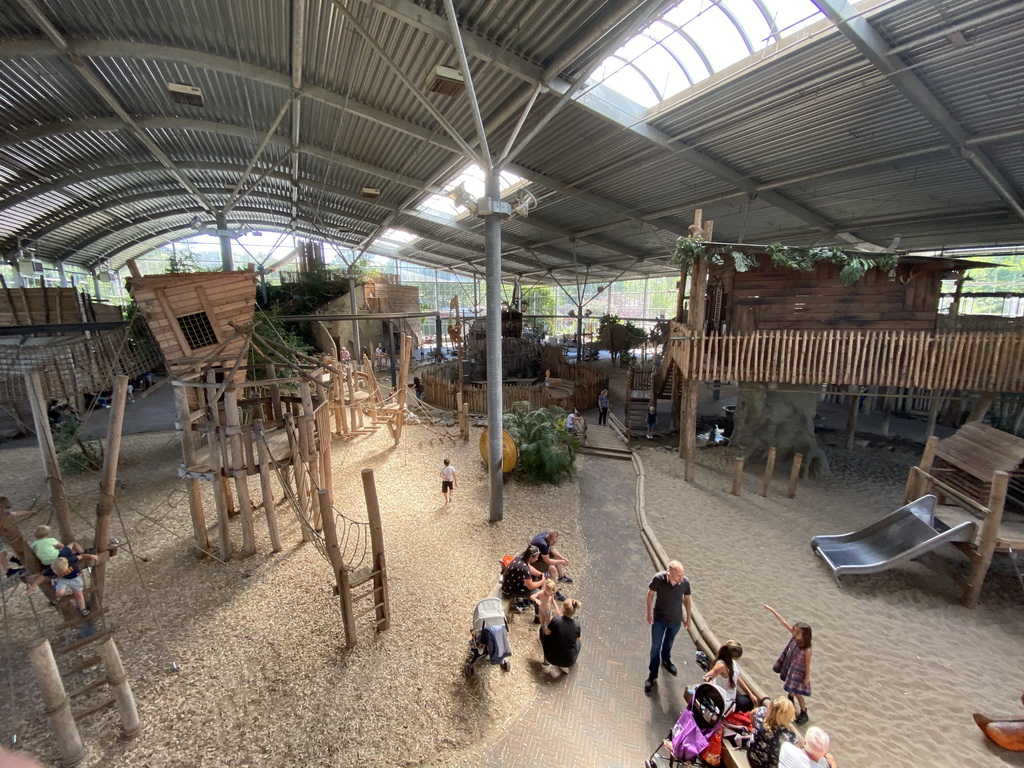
[579,415,633,460]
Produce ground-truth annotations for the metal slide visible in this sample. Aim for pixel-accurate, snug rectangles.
[811,495,977,586]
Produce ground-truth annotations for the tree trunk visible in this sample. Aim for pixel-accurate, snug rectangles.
[731,384,829,478]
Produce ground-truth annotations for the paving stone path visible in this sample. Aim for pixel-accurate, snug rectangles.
[472,449,691,768]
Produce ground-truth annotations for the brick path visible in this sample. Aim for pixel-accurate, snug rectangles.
[471,450,689,768]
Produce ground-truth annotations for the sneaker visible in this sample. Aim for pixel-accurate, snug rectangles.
[644,678,655,694]
[533,615,541,625]
[541,661,552,668]
[78,608,90,617]
[559,667,571,674]
[646,435,653,440]
[795,710,809,725]
[557,575,574,584]
[554,591,567,602]
[662,659,678,676]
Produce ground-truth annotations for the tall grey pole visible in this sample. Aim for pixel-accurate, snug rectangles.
[484,172,504,522]
[217,212,233,271]
[348,268,361,360]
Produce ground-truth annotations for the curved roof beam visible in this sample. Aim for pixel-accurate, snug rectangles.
[813,0,1024,225]
[11,0,217,216]
[2,120,654,262]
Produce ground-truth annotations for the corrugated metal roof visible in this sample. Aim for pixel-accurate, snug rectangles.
[1,0,1023,285]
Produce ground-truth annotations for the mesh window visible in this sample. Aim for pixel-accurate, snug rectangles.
[176,311,218,350]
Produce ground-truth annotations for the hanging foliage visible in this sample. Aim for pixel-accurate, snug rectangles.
[671,237,900,286]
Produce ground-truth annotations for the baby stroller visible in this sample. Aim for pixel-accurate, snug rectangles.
[463,597,512,677]
[645,683,726,767]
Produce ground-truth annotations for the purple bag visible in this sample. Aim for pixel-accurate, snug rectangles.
[670,709,709,761]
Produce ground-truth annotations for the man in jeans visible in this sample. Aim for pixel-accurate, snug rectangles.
[644,560,691,694]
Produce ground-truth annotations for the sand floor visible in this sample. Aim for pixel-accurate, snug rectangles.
[1,374,1023,767]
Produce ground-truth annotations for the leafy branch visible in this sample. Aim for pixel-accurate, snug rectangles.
[671,237,899,286]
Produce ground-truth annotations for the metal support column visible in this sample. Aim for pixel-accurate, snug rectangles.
[483,172,504,523]
[348,268,361,358]
[217,212,233,271]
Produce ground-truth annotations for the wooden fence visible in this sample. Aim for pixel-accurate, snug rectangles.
[666,330,1024,392]
[420,353,607,415]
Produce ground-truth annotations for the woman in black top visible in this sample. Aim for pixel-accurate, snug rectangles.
[541,598,582,672]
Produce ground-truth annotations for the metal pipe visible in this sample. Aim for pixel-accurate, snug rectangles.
[347,270,361,360]
[484,171,504,523]
[276,310,441,322]
[217,212,233,271]
[442,0,491,168]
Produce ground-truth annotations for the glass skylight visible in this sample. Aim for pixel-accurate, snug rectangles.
[589,0,826,109]
[417,163,525,221]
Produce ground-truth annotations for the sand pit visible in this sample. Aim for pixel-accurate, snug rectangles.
[641,442,1024,768]
[0,425,583,767]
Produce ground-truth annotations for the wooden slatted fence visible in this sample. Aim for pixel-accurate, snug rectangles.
[667,330,1024,392]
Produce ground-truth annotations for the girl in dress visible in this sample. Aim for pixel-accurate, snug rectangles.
[764,604,813,724]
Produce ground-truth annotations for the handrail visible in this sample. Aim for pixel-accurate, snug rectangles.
[666,329,1024,392]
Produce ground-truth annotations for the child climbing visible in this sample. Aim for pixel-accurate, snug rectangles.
[28,550,99,616]
[532,579,562,629]
[763,604,813,725]
[30,525,84,567]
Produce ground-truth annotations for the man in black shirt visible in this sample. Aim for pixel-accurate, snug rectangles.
[644,560,691,694]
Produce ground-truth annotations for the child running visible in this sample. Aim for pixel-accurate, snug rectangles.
[532,579,562,628]
[439,458,457,504]
[763,604,813,725]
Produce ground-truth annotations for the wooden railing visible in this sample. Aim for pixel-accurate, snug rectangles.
[666,329,1024,392]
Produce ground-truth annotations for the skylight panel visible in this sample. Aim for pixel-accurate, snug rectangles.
[685,7,748,70]
[764,0,823,36]
[721,0,773,48]
[632,46,692,102]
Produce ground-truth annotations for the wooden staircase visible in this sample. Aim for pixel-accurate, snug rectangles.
[624,367,654,436]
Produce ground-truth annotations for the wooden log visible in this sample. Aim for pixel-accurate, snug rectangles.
[253,419,281,552]
[925,389,942,440]
[223,391,254,561]
[968,391,996,423]
[96,637,140,738]
[682,379,698,482]
[299,383,321,531]
[964,471,1009,609]
[25,371,75,542]
[762,447,777,498]
[28,639,86,766]
[173,385,209,558]
[731,457,744,496]
[787,453,804,499]
[318,488,354,646]
[844,385,859,450]
[284,414,310,542]
[93,375,129,603]
[361,468,391,633]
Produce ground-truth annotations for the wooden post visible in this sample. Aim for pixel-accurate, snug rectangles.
[223,388,255,557]
[762,447,777,497]
[456,392,467,439]
[681,379,698,482]
[28,639,86,766]
[253,419,281,552]
[964,471,1010,609]
[910,435,939,501]
[967,391,996,423]
[318,489,355,646]
[844,385,859,450]
[787,453,804,499]
[93,375,129,603]
[299,382,321,531]
[925,389,942,441]
[361,468,390,633]
[25,371,74,542]
[731,457,744,496]
[393,334,410,445]
[173,385,209,558]
[97,637,140,738]
[284,414,310,542]
[317,405,334,506]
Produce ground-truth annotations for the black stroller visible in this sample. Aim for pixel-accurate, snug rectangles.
[645,683,726,767]
[463,597,512,677]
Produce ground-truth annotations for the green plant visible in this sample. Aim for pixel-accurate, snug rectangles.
[671,237,900,286]
[502,402,579,484]
[53,420,104,474]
